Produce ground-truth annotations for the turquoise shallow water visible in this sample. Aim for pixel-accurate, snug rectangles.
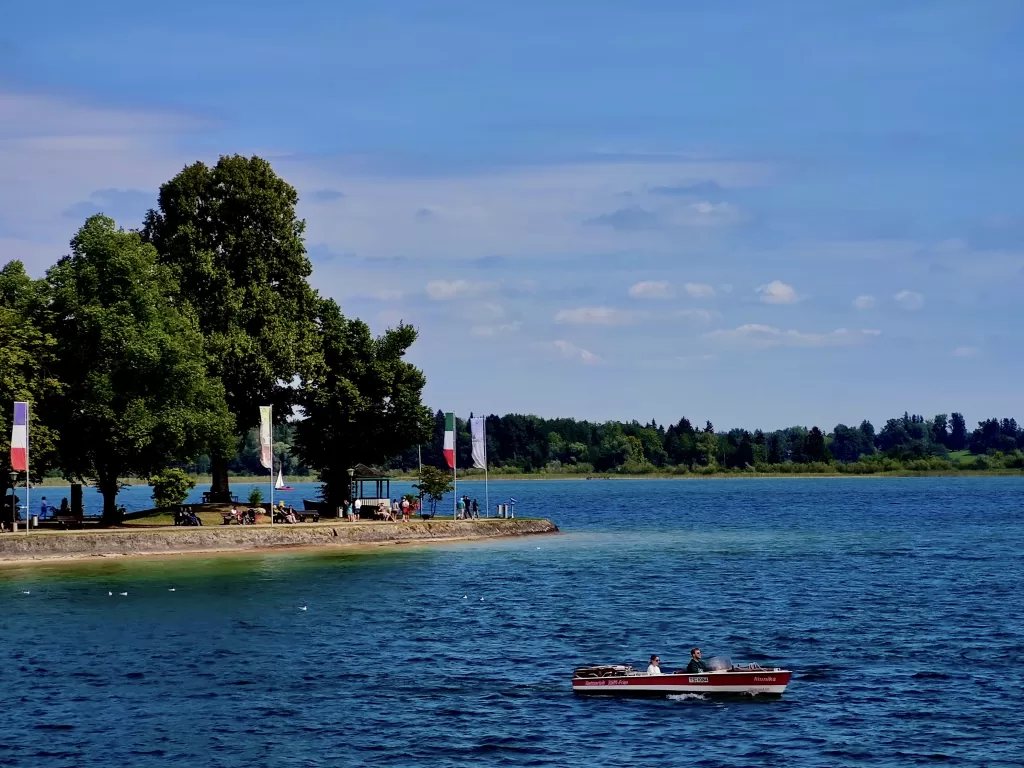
[2,477,1023,767]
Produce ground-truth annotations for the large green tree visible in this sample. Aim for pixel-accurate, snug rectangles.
[142,155,317,501]
[0,261,61,498]
[294,298,431,509]
[47,216,232,523]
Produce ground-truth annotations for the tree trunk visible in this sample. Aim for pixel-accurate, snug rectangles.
[98,471,122,526]
[209,453,231,503]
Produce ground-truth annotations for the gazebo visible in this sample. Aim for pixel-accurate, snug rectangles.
[349,464,395,519]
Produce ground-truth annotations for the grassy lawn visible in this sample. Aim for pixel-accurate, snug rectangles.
[947,450,974,463]
[122,505,257,527]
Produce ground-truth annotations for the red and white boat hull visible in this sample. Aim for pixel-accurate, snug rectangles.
[573,669,791,697]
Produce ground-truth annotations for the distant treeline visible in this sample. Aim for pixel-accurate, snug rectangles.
[380,410,1024,475]
[179,411,1024,478]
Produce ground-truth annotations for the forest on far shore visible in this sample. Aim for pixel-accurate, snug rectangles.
[192,410,1024,478]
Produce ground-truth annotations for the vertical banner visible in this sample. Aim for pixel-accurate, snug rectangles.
[259,405,273,525]
[12,402,29,533]
[470,416,488,519]
[444,412,456,518]
[11,402,28,472]
[443,412,455,468]
[470,417,486,469]
[258,406,273,470]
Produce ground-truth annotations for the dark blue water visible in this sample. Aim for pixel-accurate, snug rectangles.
[2,477,1023,767]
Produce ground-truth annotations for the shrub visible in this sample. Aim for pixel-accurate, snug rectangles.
[248,486,264,505]
[149,468,196,509]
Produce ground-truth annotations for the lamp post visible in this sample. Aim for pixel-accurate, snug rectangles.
[347,468,355,518]
[8,471,18,531]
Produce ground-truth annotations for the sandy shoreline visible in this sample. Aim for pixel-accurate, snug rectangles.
[0,518,559,566]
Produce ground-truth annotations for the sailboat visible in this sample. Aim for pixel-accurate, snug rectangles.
[275,468,294,492]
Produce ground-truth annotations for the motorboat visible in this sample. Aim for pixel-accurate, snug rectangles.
[572,656,791,697]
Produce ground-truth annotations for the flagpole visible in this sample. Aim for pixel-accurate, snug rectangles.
[453,423,458,520]
[269,405,274,526]
[24,403,30,535]
[484,463,489,519]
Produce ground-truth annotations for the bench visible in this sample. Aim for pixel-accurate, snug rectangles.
[273,510,320,524]
[54,514,83,529]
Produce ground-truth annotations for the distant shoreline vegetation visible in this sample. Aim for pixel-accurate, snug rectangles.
[29,460,1021,488]
[182,411,1024,481]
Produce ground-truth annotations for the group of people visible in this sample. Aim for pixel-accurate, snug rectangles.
[274,500,300,523]
[455,495,480,519]
[343,497,419,522]
[646,648,711,675]
[8,495,70,520]
[3,495,72,529]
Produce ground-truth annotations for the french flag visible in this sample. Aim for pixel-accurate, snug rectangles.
[10,401,28,472]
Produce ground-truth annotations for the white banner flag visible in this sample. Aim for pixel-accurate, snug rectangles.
[259,405,273,470]
[470,417,486,469]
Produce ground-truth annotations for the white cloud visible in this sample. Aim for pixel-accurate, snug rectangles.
[628,280,673,299]
[0,92,201,273]
[641,354,718,371]
[853,295,875,310]
[894,289,924,310]
[554,306,633,325]
[952,346,979,358]
[673,201,743,227]
[552,340,603,365]
[684,282,717,299]
[471,321,522,338]
[674,308,718,325]
[425,279,491,300]
[757,280,799,305]
[705,324,881,348]
[371,288,404,301]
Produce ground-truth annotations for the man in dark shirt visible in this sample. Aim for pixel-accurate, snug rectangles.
[685,647,709,673]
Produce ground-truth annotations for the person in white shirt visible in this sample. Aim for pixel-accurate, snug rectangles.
[646,654,662,675]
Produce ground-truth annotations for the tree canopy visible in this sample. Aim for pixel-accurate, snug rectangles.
[142,155,318,499]
[46,215,233,522]
[0,261,60,491]
[293,298,431,509]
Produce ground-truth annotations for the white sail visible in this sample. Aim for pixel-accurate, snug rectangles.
[275,468,285,489]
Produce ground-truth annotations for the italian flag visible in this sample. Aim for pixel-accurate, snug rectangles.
[443,412,455,468]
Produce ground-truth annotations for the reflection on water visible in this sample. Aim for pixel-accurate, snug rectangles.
[2,477,1023,767]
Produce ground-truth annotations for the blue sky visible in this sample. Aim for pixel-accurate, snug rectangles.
[2,1,1023,430]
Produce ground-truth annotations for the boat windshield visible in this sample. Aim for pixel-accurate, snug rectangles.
[705,656,731,671]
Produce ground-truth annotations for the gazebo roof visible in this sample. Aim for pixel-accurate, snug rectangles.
[351,463,393,480]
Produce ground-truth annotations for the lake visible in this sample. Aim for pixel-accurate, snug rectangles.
[1,477,1022,766]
